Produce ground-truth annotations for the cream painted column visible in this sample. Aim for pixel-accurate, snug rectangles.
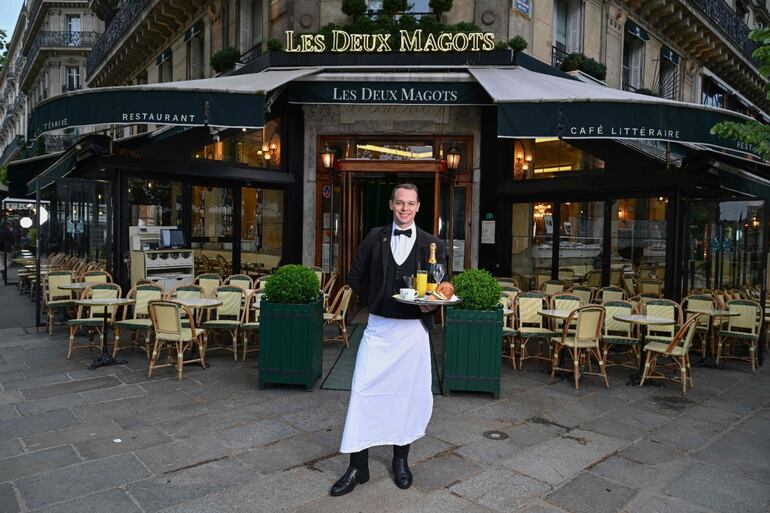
[604,4,626,90]
[644,38,662,92]
[532,0,555,65]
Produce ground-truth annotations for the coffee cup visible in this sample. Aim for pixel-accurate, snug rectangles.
[400,288,417,300]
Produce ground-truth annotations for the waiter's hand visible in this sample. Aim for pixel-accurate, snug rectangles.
[419,304,438,313]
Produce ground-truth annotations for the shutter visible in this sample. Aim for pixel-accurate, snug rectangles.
[630,43,643,89]
[190,37,202,79]
[239,0,251,56]
[567,0,582,54]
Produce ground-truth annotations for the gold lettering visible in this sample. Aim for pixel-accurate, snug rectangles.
[423,32,437,52]
[481,32,495,50]
[376,33,392,51]
[437,33,453,51]
[452,32,469,51]
[285,30,300,52]
[400,29,421,51]
[468,32,482,51]
[350,33,363,51]
[333,30,350,51]
[314,34,326,52]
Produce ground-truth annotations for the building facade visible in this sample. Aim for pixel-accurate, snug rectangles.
[4,0,770,303]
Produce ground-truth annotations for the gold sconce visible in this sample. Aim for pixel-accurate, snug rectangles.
[260,133,280,167]
[513,140,532,180]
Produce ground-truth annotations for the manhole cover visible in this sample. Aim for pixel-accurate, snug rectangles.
[482,430,509,440]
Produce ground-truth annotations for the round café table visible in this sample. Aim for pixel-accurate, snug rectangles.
[59,282,103,299]
[687,309,740,369]
[75,297,136,369]
[613,313,676,386]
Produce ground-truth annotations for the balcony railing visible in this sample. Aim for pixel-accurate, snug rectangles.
[688,0,760,65]
[239,43,263,65]
[26,0,43,33]
[551,45,569,69]
[87,0,152,77]
[0,135,24,166]
[21,31,100,82]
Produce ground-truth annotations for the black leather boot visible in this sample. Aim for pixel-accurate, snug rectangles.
[392,444,413,489]
[330,449,370,497]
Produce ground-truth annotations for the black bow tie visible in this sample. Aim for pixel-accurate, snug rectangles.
[393,228,412,237]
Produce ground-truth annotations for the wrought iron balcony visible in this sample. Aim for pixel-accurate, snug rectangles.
[551,45,569,70]
[687,0,760,65]
[86,0,152,77]
[21,31,100,83]
[239,43,263,65]
[0,135,24,166]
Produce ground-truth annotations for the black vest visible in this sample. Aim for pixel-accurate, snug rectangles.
[371,240,422,319]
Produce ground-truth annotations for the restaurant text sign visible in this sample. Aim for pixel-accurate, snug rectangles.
[285,29,496,53]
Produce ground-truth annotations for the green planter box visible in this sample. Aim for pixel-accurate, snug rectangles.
[443,307,503,399]
[258,299,323,390]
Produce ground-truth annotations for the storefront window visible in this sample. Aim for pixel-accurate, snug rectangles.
[191,186,233,275]
[127,178,182,227]
[193,119,281,169]
[610,197,667,281]
[240,187,283,274]
[513,139,604,180]
[354,140,433,160]
[511,202,554,287]
[686,200,764,292]
[559,201,604,284]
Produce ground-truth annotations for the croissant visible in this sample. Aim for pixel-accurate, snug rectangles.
[429,282,455,301]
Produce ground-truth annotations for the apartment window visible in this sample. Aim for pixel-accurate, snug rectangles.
[66,15,81,46]
[186,21,204,80]
[65,66,80,92]
[553,0,582,54]
[658,46,679,100]
[157,48,172,83]
[622,20,647,92]
[238,0,263,55]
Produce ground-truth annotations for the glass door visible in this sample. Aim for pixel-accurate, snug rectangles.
[240,187,284,275]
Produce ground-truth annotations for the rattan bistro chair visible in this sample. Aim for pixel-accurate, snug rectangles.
[716,299,762,372]
[514,292,556,369]
[550,305,608,390]
[640,315,701,395]
[113,284,163,358]
[681,294,716,358]
[240,292,263,360]
[195,273,222,298]
[225,274,254,290]
[66,283,122,359]
[601,300,640,368]
[44,271,75,335]
[324,285,353,347]
[148,300,206,380]
[201,286,244,360]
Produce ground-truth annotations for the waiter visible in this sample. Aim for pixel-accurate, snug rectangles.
[330,183,445,497]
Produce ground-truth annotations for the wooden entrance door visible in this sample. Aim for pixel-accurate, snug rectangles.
[337,159,447,284]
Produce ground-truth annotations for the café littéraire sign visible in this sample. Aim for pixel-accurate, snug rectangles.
[285,29,496,53]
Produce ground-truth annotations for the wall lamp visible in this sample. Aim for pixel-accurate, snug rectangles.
[320,144,335,170]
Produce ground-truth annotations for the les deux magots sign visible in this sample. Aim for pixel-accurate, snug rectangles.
[285,29,496,53]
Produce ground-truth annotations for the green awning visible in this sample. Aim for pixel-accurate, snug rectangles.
[469,67,764,158]
[29,68,320,139]
[719,169,770,200]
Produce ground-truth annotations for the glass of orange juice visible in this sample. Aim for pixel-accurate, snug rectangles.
[415,270,428,297]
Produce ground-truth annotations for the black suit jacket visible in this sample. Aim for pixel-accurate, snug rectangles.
[348,224,447,326]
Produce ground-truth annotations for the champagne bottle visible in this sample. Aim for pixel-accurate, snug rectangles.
[426,242,437,293]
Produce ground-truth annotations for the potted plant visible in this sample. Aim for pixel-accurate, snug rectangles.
[211,47,240,74]
[443,269,503,398]
[259,265,323,390]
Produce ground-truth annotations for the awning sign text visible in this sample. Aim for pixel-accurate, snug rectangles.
[285,29,496,53]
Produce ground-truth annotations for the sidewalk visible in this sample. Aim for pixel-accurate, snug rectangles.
[0,285,768,513]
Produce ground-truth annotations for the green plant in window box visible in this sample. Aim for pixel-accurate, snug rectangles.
[259,265,323,390]
[508,35,528,52]
[211,47,240,73]
[443,269,503,398]
[266,38,284,51]
[429,0,454,18]
[635,88,658,97]
[382,0,410,17]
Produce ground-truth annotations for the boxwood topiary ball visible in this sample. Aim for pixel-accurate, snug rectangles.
[264,265,321,304]
[451,269,501,311]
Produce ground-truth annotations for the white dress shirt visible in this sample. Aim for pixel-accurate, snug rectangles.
[390,222,416,265]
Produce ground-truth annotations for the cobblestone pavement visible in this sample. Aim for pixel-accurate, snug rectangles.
[0,285,769,512]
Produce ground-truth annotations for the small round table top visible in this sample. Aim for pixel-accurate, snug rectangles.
[613,314,676,325]
[539,309,576,319]
[75,298,136,307]
[172,298,222,308]
[60,282,102,290]
[686,309,740,318]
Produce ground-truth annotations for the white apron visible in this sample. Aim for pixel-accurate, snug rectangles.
[339,314,433,453]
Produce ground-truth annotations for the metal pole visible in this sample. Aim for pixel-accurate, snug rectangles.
[35,176,41,329]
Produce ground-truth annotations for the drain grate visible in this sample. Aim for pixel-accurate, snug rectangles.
[482,430,509,440]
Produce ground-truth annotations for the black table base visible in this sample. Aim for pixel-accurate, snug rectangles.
[89,353,127,369]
